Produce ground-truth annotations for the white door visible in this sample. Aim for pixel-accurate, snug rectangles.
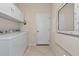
[36,13,50,44]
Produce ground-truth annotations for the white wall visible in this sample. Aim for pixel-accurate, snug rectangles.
[50,3,79,56]
[0,18,20,31]
[16,3,52,46]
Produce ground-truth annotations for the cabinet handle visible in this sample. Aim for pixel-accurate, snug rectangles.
[11,8,14,12]
[37,30,39,32]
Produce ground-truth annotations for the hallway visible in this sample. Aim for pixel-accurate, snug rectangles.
[24,46,55,56]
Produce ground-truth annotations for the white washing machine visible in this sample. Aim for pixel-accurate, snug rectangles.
[0,32,28,56]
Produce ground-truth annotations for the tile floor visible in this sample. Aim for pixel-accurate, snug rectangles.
[24,46,55,56]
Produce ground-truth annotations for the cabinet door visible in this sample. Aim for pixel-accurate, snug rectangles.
[0,40,9,56]
[11,4,24,22]
[15,6,24,22]
[9,33,27,56]
[10,36,24,56]
[0,3,14,17]
[0,3,24,22]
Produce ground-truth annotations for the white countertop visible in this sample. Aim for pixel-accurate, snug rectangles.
[0,32,27,40]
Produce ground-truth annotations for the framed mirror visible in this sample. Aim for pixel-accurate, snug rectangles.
[58,3,79,36]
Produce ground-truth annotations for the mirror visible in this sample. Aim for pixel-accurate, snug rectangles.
[58,3,74,31]
[58,3,79,35]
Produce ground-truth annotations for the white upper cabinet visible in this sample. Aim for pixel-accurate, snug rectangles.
[0,3,24,22]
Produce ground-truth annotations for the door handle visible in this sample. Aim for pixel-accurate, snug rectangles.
[37,30,39,32]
